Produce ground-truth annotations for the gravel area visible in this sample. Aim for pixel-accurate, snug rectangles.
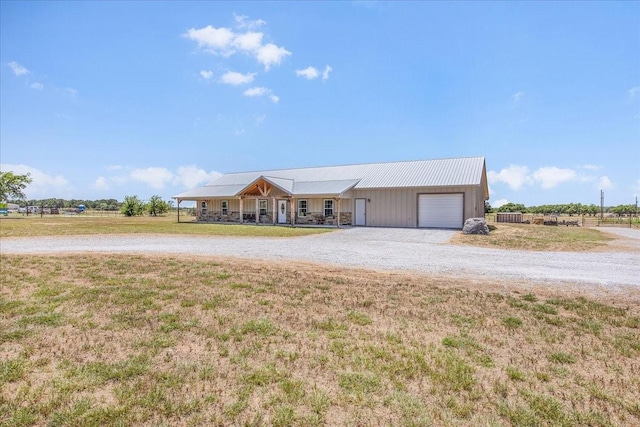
[2,227,639,288]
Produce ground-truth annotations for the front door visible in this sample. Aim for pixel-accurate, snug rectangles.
[278,200,287,224]
[355,198,366,226]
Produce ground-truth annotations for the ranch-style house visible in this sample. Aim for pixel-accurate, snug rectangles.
[173,156,489,229]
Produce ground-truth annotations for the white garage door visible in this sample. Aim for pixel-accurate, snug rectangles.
[418,194,464,229]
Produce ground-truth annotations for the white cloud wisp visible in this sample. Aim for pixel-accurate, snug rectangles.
[487,165,531,190]
[0,163,70,198]
[243,87,279,103]
[8,61,29,76]
[489,164,616,192]
[183,19,291,71]
[220,71,256,85]
[296,66,319,80]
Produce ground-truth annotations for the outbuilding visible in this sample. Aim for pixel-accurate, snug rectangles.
[173,156,489,229]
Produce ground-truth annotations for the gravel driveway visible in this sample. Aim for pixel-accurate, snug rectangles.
[2,227,639,288]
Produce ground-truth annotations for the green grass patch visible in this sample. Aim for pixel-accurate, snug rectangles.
[0,215,334,238]
[339,371,381,394]
[502,316,523,328]
[549,352,576,364]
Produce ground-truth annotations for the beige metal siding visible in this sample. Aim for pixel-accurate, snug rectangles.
[352,186,480,228]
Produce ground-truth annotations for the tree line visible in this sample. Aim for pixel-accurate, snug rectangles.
[486,201,637,216]
[5,196,174,217]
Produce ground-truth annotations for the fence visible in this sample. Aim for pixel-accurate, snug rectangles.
[486,213,639,229]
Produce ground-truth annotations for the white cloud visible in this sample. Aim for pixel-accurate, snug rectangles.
[628,86,640,99]
[60,87,78,98]
[322,65,333,81]
[8,61,29,76]
[220,71,255,85]
[129,167,174,190]
[97,165,222,192]
[0,163,69,198]
[296,66,319,80]
[256,43,291,71]
[174,165,221,188]
[492,199,509,208]
[487,165,531,190]
[183,25,234,53]
[234,14,266,30]
[183,20,290,71]
[30,82,44,90]
[243,87,279,103]
[531,167,576,189]
[489,164,593,190]
[200,70,214,80]
[580,164,601,171]
[244,87,268,97]
[254,114,266,124]
[597,176,613,190]
[93,176,109,191]
[511,91,525,104]
[233,31,263,51]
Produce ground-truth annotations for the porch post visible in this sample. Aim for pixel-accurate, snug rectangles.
[336,197,340,228]
[239,197,243,224]
[177,199,180,223]
[256,198,259,225]
[291,197,295,226]
[272,197,276,225]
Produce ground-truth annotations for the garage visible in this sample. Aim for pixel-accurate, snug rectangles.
[418,193,464,229]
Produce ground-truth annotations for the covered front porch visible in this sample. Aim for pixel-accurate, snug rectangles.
[174,176,354,227]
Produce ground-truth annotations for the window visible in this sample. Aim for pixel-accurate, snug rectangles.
[298,200,307,217]
[221,200,228,215]
[324,199,334,217]
[200,201,207,215]
[259,200,267,216]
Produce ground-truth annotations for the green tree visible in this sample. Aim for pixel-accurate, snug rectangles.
[120,195,145,217]
[484,201,493,213]
[0,171,32,202]
[497,202,527,213]
[611,204,633,216]
[146,195,171,216]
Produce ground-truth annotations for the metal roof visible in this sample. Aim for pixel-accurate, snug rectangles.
[173,184,246,199]
[174,157,486,199]
[293,179,361,196]
[263,176,294,193]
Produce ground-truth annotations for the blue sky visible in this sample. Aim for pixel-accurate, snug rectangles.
[1,1,638,207]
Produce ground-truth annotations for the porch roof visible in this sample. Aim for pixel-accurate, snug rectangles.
[174,184,246,199]
[174,178,360,199]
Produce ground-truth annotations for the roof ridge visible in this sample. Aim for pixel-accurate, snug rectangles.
[219,156,485,175]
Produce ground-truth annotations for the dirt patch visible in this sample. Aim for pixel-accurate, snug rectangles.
[450,223,639,252]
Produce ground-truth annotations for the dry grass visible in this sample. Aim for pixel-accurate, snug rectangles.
[1,254,639,426]
[450,223,628,252]
[0,214,333,238]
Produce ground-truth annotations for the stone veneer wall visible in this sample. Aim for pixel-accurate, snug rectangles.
[197,210,352,226]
